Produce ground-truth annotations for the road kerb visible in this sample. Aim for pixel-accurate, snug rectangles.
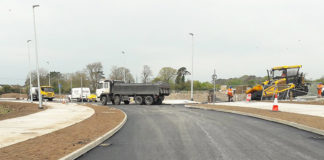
[59,109,127,160]
[185,105,324,136]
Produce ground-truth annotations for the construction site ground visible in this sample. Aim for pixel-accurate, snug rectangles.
[0,102,47,120]
[0,103,125,160]
[192,104,324,130]
[211,101,324,117]
[0,93,27,99]
[264,100,324,105]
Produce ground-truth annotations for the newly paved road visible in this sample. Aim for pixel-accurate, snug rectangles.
[78,104,324,160]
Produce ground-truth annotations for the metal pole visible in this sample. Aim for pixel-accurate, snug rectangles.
[189,33,194,101]
[71,76,72,90]
[27,40,33,102]
[122,51,126,82]
[81,76,83,103]
[47,61,50,86]
[32,5,42,109]
[213,69,217,104]
[58,79,61,102]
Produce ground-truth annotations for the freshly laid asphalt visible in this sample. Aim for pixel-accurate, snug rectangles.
[78,104,324,160]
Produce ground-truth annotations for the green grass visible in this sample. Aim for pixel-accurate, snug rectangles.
[0,105,11,115]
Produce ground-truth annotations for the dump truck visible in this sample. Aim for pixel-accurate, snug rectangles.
[246,65,309,100]
[96,80,170,105]
[29,86,55,101]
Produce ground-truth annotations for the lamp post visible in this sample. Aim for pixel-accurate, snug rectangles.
[122,51,126,82]
[27,40,33,102]
[189,33,194,101]
[46,61,50,86]
[212,69,217,103]
[32,4,42,109]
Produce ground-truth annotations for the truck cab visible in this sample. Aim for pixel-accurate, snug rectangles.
[30,86,55,101]
[96,80,112,98]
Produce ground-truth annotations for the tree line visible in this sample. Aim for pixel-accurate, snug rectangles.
[1,61,323,95]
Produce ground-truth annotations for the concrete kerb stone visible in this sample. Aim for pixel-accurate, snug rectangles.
[59,109,128,160]
[184,105,324,136]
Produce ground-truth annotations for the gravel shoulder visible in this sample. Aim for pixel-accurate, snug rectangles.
[0,104,125,160]
[193,104,324,130]
[0,102,47,120]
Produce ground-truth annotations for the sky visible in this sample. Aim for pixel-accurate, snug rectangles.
[1,0,323,85]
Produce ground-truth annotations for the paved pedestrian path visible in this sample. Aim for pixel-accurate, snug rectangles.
[210,101,324,117]
[0,102,94,148]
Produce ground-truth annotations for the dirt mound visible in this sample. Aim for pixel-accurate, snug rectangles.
[0,102,46,121]
[0,93,27,99]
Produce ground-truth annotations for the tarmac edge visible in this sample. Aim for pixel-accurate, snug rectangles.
[185,105,324,136]
[59,108,127,160]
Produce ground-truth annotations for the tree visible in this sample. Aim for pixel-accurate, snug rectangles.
[175,67,190,90]
[109,66,135,83]
[141,65,153,83]
[85,62,105,91]
[175,67,190,84]
[157,67,177,83]
[24,68,49,87]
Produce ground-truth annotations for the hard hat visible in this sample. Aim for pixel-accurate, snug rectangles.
[230,86,232,88]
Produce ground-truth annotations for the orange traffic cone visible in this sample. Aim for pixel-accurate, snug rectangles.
[246,93,251,102]
[272,93,279,111]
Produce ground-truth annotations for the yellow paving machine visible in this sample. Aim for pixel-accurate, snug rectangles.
[246,65,309,100]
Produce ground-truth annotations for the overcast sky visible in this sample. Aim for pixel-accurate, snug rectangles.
[1,0,323,85]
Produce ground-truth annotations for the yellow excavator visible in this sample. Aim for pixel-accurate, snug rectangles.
[246,65,309,100]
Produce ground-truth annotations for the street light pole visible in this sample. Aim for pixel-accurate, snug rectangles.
[189,33,194,101]
[122,51,126,82]
[32,4,42,109]
[212,69,217,104]
[46,61,50,86]
[81,76,83,103]
[27,40,33,103]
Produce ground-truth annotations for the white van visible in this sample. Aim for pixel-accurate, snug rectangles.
[69,88,91,102]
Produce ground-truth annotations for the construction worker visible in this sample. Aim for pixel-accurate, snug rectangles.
[227,86,233,102]
[281,70,287,77]
[317,82,323,98]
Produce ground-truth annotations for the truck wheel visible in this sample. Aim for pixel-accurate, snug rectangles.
[135,96,143,105]
[156,98,162,105]
[101,96,107,105]
[144,96,154,105]
[124,100,130,105]
[159,96,165,101]
[114,95,121,105]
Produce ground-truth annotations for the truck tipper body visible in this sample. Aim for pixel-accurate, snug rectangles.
[96,80,170,105]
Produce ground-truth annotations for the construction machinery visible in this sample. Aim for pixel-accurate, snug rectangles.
[246,65,309,100]
[29,86,55,101]
[96,80,170,105]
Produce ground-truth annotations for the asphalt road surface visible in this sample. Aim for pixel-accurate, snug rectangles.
[78,104,324,160]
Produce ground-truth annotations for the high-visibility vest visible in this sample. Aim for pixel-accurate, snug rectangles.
[227,89,233,96]
[318,84,323,89]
